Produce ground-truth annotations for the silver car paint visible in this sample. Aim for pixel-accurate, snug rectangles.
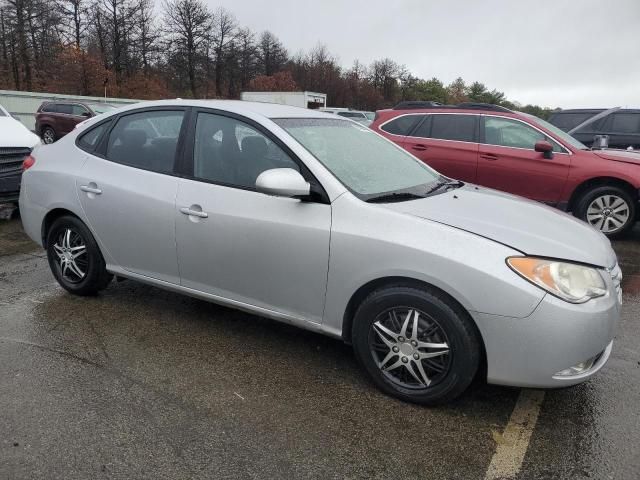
[382,185,617,268]
[175,178,331,323]
[19,99,620,388]
[77,155,181,284]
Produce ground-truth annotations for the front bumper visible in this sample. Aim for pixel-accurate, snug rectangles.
[473,283,620,388]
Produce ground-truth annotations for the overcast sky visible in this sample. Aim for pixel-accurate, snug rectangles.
[199,0,639,108]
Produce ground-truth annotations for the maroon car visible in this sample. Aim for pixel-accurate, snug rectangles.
[372,102,640,237]
[35,101,116,144]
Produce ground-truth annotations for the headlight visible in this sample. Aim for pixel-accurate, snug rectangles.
[507,257,606,303]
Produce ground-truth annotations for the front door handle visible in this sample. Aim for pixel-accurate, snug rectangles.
[480,154,499,161]
[80,184,102,195]
[180,206,208,218]
[412,144,428,151]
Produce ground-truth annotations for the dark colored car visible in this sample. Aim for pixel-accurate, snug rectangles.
[372,102,640,237]
[548,108,640,150]
[35,101,116,144]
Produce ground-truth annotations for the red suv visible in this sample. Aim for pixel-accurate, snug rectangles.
[35,101,116,144]
[372,102,640,237]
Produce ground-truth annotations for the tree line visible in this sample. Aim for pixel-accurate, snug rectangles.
[0,0,555,117]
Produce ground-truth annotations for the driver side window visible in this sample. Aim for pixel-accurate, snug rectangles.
[193,112,298,189]
[484,117,563,152]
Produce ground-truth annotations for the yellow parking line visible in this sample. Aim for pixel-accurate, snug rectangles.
[484,389,545,480]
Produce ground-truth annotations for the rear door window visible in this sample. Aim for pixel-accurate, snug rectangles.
[429,114,477,142]
[105,110,185,173]
[380,115,423,135]
[57,104,73,115]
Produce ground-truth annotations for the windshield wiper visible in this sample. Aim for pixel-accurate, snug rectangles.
[424,179,464,195]
[366,192,426,203]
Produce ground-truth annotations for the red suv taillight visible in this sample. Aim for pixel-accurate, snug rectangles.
[22,154,36,171]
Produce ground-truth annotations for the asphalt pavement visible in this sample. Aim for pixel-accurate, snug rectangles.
[1,203,639,480]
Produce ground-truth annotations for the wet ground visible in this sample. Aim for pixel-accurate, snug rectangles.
[1,203,639,479]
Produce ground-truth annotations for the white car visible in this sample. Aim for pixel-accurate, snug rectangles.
[0,104,40,204]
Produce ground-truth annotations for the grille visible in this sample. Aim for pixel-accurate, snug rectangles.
[0,147,31,174]
[610,263,623,304]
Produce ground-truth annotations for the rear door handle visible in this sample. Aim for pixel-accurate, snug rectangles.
[80,184,102,194]
[480,154,499,161]
[412,144,428,151]
[180,206,208,218]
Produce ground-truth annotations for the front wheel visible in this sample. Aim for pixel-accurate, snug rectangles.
[352,285,481,405]
[46,215,112,295]
[574,185,636,238]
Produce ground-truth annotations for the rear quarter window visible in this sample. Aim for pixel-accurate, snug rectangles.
[78,121,111,152]
[380,115,422,135]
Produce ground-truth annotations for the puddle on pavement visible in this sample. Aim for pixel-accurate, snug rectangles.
[0,204,40,257]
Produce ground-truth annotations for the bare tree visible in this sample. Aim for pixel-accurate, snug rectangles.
[235,27,255,90]
[256,30,287,76]
[210,6,235,97]
[163,0,211,98]
[58,0,87,49]
[132,0,158,74]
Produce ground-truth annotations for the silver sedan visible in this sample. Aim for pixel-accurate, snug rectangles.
[19,100,621,404]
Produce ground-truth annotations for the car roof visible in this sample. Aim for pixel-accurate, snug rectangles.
[380,107,524,118]
[550,109,606,114]
[111,99,338,119]
[550,108,640,115]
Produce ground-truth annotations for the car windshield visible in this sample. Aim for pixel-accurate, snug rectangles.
[523,113,588,150]
[274,118,442,199]
[0,106,7,117]
[364,112,375,121]
[88,104,116,115]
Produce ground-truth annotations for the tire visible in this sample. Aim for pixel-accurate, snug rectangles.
[352,285,481,405]
[42,126,56,144]
[574,185,636,239]
[46,215,112,296]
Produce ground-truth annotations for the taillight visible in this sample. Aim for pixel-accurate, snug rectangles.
[22,154,36,171]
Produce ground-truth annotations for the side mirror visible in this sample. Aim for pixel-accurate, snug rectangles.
[255,168,310,198]
[593,135,609,150]
[81,111,91,118]
[534,140,554,159]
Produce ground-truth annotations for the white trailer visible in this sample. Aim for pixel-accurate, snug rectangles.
[240,91,326,109]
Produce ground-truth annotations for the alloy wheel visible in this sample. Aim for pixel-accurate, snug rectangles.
[52,228,88,283]
[43,129,55,144]
[586,194,630,234]
[369,307,451,389]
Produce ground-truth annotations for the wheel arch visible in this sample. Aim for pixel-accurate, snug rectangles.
[39,124,55,136]
[567,176,638,214]
[41,208,82,247]
[341,276,488,374]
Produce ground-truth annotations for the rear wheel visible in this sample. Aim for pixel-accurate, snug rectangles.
[574,185,636,238]
[46,215,112,295]
[42,126,56,144]
[352,285,481,405]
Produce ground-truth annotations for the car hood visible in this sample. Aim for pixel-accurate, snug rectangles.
[592,148,640,165]
[0,118,40,148]
[381,185,616,268]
